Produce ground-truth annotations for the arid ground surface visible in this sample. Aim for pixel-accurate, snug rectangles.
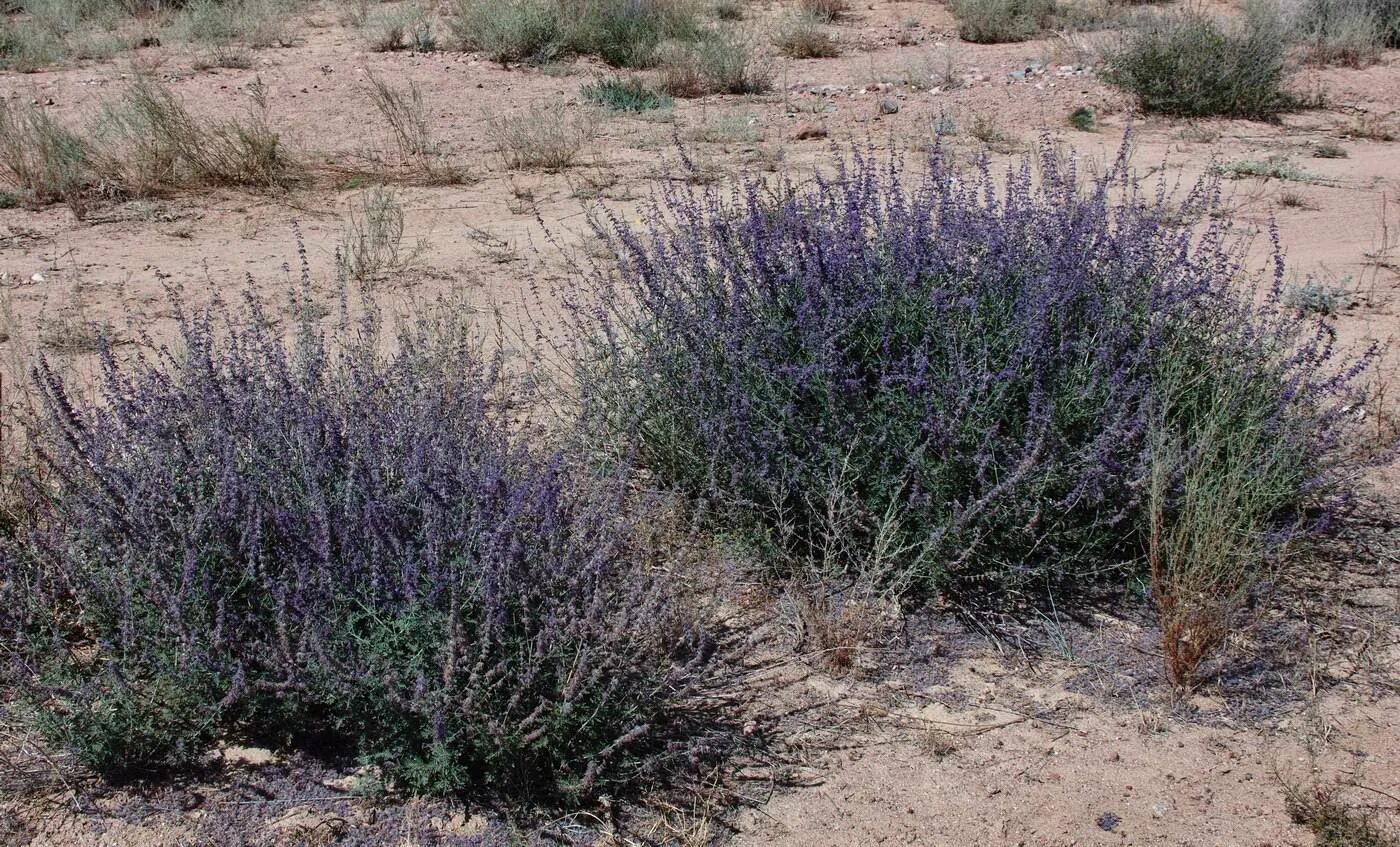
[2,0,1399,844]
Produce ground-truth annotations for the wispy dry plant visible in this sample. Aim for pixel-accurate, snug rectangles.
[366,72,462,184]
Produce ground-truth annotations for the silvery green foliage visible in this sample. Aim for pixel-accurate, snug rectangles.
[563,140,1370,602]
[11,276,719,801]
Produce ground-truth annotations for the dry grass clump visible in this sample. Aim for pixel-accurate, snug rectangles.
[171,0,300,49]
[799,0,847,22]
[1104,2,1295,119]
[949,0,1056,43]
[655,30,771,97]
[1285,782,1400,847]
[365,74,463,184]
[0,0,133,71]
[336,186,422,283]
[365,5,435,52]
[1292,0,1400,67]
[784,588,895,674]
[91,76,300,193]
[773,11,841,57]
[487,104,598,170]
[0,99,90,211]
[0,77,300,216]
[450,0,702,67]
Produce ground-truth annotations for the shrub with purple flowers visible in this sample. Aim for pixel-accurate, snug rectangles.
[4,289,723,799]
[563,141,1371,645]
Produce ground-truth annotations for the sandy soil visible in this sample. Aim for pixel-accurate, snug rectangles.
[2,0,1398,844]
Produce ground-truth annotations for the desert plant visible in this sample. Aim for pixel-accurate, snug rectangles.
[568,0,702,67]
[1340,111,1397,140]
[449,0,563,62]
[1218,157,1315,181]
[1292,0,1400,66]
[1068,106,1096,131]
[487,104,597,170]
[1146,337,1329,685]
[91,76,298,192]
[5,286,725,800]
[336,186,420,282]
[1285,780,1400,847]
[366,5,434,51]
[967,112,1019,149]
[365,74,460,183]
[713,0,742,19]
[684,111,760,143]
[367,73,432,160]
[0,16,64,71]
[949,0,1056,43]
[0,0,134,70]
[655,29,771,96]
[1277,188,1315,209]
[172,0,299,49]
[450,0,700,66]
[0,78,296,211]
[799,0,846,21]
[902,43,961,90]
[581,75,673,112]
[191,43,255,68]
[560,142,1370,623]
[1282,278,1355,315]
[0,99,91,209]
[773,11,840,57]
[1104,3,1293,119]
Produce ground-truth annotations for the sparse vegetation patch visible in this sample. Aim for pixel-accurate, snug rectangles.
[1105,3,1294,119]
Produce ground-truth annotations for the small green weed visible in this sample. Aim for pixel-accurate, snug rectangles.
[1217,157,1314,182]
[581,75,673,112]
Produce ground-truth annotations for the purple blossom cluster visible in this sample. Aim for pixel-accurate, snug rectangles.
[564,140,1368,601]
[7,288,720,800]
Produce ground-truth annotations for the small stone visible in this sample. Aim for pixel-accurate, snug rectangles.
[877,98,900,115]
[30,273,45,283]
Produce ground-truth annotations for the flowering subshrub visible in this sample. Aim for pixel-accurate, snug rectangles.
[6,290,720,799]
[564,142,1369,624]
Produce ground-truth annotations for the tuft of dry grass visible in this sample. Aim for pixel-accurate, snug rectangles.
[1278,189,1317,209]
[1340,112,1397,141]
[336,185,421,283]
[773,12,840,57]
[1285,782,1400,847]
[366,73,462,183]
[2,76,298,216]
[0,99,91,213]
[799,0,847,22]
[365,5,435,52]
[92,76,300,193]
[655,30,771,97]
[782,587,895,675]
[949,0,1055,43]
[486,104,598,171]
